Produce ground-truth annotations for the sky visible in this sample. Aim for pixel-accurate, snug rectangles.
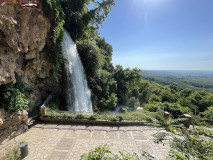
[98,0,213,70]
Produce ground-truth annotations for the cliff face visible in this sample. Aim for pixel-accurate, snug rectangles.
[0,3,61,112]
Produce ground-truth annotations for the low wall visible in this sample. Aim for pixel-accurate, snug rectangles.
[40,116,148,125]
[40,108,150,126]
[40,109,192,127]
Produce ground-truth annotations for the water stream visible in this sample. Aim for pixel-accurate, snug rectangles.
[62,31,93,114]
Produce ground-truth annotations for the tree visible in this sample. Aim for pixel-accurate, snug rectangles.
[127,97,140,109]
[161,89,176,103]
[61,0,115,41]
[114,65,143,106]
[177,97,190,108]
[188,91,209,112]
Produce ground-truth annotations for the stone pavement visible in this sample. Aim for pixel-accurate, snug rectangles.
[1,123,170,160]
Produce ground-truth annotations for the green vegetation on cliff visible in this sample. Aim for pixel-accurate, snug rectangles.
[0,76,30,112]
[42,0,66,81]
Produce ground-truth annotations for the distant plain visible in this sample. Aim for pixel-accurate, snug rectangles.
[142,70,213,91]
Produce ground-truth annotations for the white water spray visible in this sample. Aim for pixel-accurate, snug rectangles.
[62,31,93,114]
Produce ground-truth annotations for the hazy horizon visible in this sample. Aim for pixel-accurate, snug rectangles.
[142,69,213,71]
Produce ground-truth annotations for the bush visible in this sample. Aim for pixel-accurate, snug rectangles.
[98,93,118,110]
[116,115,123,122]
[201,106,213,119]
[144,103,159,112]
[127,97,140,109]
[109,116,118,122]
[89,114,99,120]
[46,96,61,110]
[75,113,85,119]
[169,130,213,160]
[149,94,161,103]
[3,146,20,160]
[119,107,128,113]
[161,90,177,103]
[63,112,75,119]
[1,86,29,112]
[162,103,192,118]
[80,144,139,160]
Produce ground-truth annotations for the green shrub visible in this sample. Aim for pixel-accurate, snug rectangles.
[75,113,87,119]
[144,102,192,119]
[144,103,159,112]
[45,110,62,117]
[161,90,177,103]
[149,114,213,160]
[80,144,139,160]
[162,102,192,118]
[201,106,213,119]
[0,75,32,112]
[2,87,29,112]
[62,112,74,118]
[46,96,61,110]
[127,97,140,109]
[169,133,213,160]
[109,116,118,122]
[99,114,110,120]
[3,146,20,160]
[119,107,128,113]
[89,114,99,120]
[148,94,161,103]
[98,93,118,111]
[116,115,123,122]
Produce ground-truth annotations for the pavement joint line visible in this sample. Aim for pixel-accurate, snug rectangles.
[89,131,92,138]
[63,137,76,139]
[91,131,94,138]
[118,131,120,139]
[130,131,134,139]
[54,149,69,152]
[31,126,146,132]
[104,131,107,138]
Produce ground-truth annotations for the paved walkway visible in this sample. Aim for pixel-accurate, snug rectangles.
[1,123,170,160]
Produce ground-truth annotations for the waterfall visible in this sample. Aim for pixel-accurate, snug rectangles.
[62,31,93,114]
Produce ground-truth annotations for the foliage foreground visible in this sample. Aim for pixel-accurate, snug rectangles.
[3,146,20,160]
[80,144,139,160]
[150,114,213,160]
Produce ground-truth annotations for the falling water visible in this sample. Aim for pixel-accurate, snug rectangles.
[62,31,93,114]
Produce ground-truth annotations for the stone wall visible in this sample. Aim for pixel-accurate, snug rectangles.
[40,116,148,126]
[40,108,148,126]
[0,109,28,145]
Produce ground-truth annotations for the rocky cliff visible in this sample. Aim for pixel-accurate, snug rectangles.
[0,2,62,113]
